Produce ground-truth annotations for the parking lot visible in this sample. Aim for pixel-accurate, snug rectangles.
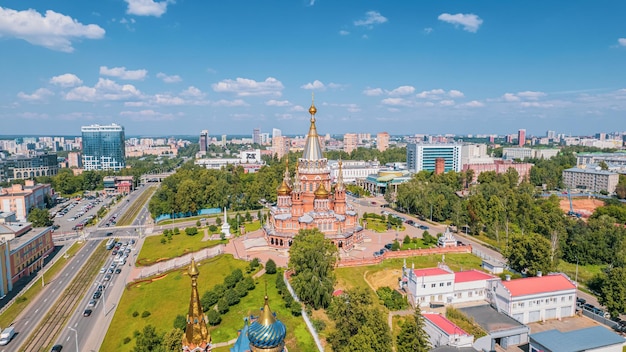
[50,195,113,235]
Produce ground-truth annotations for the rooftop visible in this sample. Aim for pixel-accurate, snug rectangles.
[423,314,470,336]
[9,227,51,252]
[412,267,452,277]
[564,167,618,175]
[530,326,625,352]
[502,274,576,297]
[459,304,527,334]
[454,270,496,283]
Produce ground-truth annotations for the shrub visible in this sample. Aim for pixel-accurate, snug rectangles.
[132,311,139,317]
[234,281,249,298]
[217,298,229,314]
[242,276,255,291]
[201,291,219,312]
[311,319,326,331]
[15,296,27,304]
[173,227,180,235]
[376,286,407,310]
[141,310,151,318]
[160,237,167,244]
[225,289,240,306]
[391,240,400,251]
[290,302,302,316]
[123,337,131,344]
[208,225,218,233]
[133,330,141,338]
[196,220,201,227]
[213,284,227,298]
[403,235,411,245]
[174,314,186,330]
[265,259,277,274]
[207,310,222,326]
[248,257,260,270]
[185,227,198,236]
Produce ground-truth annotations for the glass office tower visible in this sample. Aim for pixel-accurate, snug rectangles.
[406,143,462,173]
[81,124,126,171]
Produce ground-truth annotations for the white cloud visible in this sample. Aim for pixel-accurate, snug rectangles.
[440,100,455,106]
[17,88,53,101]
[124,0,172,17]
[266,100,291,107]
[521,101,554,108]
[212,77,283,97]
[339,30,350,36]
[0,7,105,52]
[100,66,148,80]
[354,11,388,28]
[363,88,384,96]
[180,86,204,98]
[416,89,446,99]
[154,94,185,105]
[50,73,83,87]
[464,100,485,107]
[301,80,326,90]
[389,85,415,96]
[290,105,306,112]
[618,38,626,47]
[120,109,176,121]
[156,72,182,83]
[276,113,293,120]
[212,99,248,107]
[65,78,142,102]
[502,93,520,102]
[449,90,464,98]
[381,98,413,107]
[438,13,483,33]
[517,91,546,100]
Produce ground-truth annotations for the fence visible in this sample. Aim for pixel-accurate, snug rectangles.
[154,207,222,223]
[337,245,473,268]
[283,271,324,352]
[133,245,224,280]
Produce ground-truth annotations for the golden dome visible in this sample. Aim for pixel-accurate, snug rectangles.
[188,257,199,277]
[314,182,330,199]
[308,103,317,116]
[277,180,292,196]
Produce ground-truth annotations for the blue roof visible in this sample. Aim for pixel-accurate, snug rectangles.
[531,326,624,351]
[230,318,251,352]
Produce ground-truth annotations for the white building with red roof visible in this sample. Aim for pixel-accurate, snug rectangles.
[488,273,577,324]
[400,261,497,308]
[423,313,474,348]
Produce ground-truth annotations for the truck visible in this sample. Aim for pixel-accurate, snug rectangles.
[0,326,15,345]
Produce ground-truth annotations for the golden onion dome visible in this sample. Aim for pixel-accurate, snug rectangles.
[188,257,199,277]
[277,180,292,196]
[308,103,317,116]
[314,183,330,199]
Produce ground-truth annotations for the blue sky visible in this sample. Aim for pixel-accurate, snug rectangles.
[1,1,626,137]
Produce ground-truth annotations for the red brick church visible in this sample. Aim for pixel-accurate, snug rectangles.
[263,99,364,250]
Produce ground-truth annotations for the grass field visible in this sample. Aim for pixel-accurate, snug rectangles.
[557,261,605,286]
[0,241,84,327]
[117,186,156,226]
[364,218,406,233]
[136,233,226,266]
[101,254,314,352]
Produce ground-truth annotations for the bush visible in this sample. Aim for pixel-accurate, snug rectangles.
[141,310,151,318]
[173,227,180,235]
[123,337,131,344]
[242,276,255,291]
[217,298,229,314]
[15,296,27,304]
[133,330,141,338]
[403,235,411,245]
[391,240,400,251]
[174,314,186,330]
[196,220,201,227]
[213,284,227,298]
[185,227,198,236]
[376,286,408,310]
[224,289,240,306]
[160,237,167,244]
[234,281,249,298]
[248,257,260,270]
[312,319,326,331]
[132,311,139,317]
[207,310,222,326]
[209,225,218,233]
[201,291,219,312]
[265,259,277,274]
[290,302,302,316]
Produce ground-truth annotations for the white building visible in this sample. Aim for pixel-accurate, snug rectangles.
[329,160,382,184]
[488,273,577,324]
[423,313,474,348]
[562,167,619,193]
[194,150,264,172]
[461,143,493,165]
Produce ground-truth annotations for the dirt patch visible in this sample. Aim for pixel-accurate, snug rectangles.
[559,198,604,217]
[365,269,402,290]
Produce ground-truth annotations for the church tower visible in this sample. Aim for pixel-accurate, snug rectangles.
[334,160,347,215]
[182,258,211,352]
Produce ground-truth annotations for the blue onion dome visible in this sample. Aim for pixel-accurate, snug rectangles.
[248,296,287,351]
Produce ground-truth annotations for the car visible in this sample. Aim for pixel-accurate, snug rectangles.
[93,291,102,299]
[88,300,97,308]
[405,220,415,225]
[51,345,63,352]
[104,274,112,281]
[130,239,136,245]
[384,243,393,250]
[83,309,93,317]
[97,284,105,291]
[105,232,113,237]
[99,267,106,274]
[419,225,430,230]
[576,298,586,306]
[107,268,114,274]
[115,268,122,274]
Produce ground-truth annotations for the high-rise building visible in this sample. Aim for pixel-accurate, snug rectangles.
[343,133,358,154]
[377,132,390,152]
[221,134,227,146]
[406,143,463,173]
[199,130,209,153]
[272,128,282,139]
[546,130,556,140]
[81,123,126,171]
[252,128,262,145]
[518,129,526,147]
[272,135,290,160]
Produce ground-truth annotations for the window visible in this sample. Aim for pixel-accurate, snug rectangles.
[512,303,517,309]
[468,291,473,297]
[422,284,426,289]
[439,283,444,287]
[447,282,452,286]
[431,284,436,288]
[519,302,525,308]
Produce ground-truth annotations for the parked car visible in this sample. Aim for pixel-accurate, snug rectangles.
[88,300,97,308]
[576,298,586,306]
[93,291,102,299]
[419,225,429,230]
[83,309,93,317]
[51,345,63,352]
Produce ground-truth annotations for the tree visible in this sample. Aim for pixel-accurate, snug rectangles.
[328,288,392,352]
[597,267,626,318]
[133,325,164,352]
[201,291,219,312]
[265,259,277,274]
[207,310,222,325]
[173,314,186,330]
[403,235,411,245]
[184,227,198,236]
[27,208,53,227]
[289,229,338,309]
[215,216,222,226]
[161,328,183,352]
[396,307,430,352]
[503,233,553,276]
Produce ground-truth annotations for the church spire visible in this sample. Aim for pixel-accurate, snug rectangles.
[292,161,301,192]
[302,93,323,161]
[182,258,211,351]
[336,159,345,191]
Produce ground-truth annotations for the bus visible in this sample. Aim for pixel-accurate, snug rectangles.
[106,238,115,250]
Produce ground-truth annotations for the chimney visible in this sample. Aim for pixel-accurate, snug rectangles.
[537,271,542,277]
[505,274,511,281]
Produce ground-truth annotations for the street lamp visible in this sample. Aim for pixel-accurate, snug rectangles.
[68,327,79,352]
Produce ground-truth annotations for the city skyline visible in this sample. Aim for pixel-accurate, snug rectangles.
[1,1,626,135]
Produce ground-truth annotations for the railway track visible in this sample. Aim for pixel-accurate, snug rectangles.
[20,243,108,352]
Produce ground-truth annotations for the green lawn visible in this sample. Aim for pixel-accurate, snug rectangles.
[557,261,605,286]
[363,219,406,233]
[399,238,432,250]
[136,233,226,266]
[102,255,314,352]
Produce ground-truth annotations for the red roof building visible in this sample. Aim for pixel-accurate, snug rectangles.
[423,313,474,348]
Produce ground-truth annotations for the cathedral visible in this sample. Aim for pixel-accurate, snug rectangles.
[263,99,364,250]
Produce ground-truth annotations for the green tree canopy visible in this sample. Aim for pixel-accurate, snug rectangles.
[396,307,430,352]
[27,208,53,227]
[503,233,553,276]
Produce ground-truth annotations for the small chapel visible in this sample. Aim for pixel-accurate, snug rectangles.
[262,98,364,250]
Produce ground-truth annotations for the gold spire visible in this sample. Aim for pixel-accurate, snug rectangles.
[308,92,317,119]
[314,182,330,199]
[259,295,277,326]
[292,161,301,192]
[302,95,324,161]
[182,258,210,350]
[336,159,345,191]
